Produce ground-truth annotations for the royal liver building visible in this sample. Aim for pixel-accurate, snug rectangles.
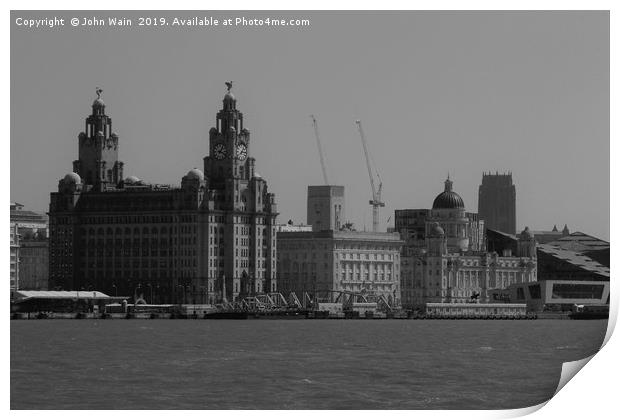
[49,84,278,303]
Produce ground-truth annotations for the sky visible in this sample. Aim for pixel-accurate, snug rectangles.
[10,11,609,240]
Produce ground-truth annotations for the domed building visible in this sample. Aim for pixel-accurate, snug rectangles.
[428,177,470,252]
[396,176,537,310]
[49,84,278,303]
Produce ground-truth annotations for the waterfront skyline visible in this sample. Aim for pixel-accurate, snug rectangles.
[11,11,609,240]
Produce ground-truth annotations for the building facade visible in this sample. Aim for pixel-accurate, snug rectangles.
[10,223,19,292]
[277,185,403,304]
[49,85,278,303]
[10,203,49,291]
[277,230,403,305]
[478,172,516,234]
[501,279,609,312]
[395,207,485,253]
[17,234,49,290]
[398,177,537,310]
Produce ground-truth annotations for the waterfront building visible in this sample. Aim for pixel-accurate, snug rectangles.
[10,223,19,292]
[397,177,537,310]
[536,243,609,282]
[17,231,49,290]
[278,186,403,305]
[10,203,50,290]
[277,230,403,305]
[10,202,49,233]
[11,290,119,314]
[48,85,278,303]
[487,229,608,280]
[486,228,608,311]
[395,209,485,253]
[478,172,516,234]
[499,279,610,312]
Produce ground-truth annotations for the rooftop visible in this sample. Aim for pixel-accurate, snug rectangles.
[546,232,609,252]
[537,244,610,279]
[13,290,112,300]
[278,230,403,243]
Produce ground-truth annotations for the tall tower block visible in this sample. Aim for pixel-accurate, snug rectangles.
[478,172,516,235]
[307,186,345,232]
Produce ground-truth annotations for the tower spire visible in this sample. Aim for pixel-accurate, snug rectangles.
[74,88,123,189]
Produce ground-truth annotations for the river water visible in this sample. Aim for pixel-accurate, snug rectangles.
[10,319,607,410]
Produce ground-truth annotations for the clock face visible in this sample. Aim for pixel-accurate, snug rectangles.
[236,143,248,160]
[213,143,227,160]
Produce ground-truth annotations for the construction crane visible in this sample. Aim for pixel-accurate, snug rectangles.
[356,120,385,232]
[310,115,329,185]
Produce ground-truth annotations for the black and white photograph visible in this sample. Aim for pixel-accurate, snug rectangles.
[7,4,615,416]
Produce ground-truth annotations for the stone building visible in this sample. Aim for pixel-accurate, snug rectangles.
[10,223,19,292]
[10,203,49,233]
[10,203,49,291]
[277,230,403,305]
[48,85,278,303]
[278,186,403,304]
[395,206,485,253]
[17,231,49,290]
[398,177,537,310]
[478,171,516,234]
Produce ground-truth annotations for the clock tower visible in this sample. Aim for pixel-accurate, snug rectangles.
[202,82,277,301]
[73,88,124,191]
[205,82,253,186]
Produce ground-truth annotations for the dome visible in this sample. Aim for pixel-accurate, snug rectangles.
[519,226,534,240]
[254,172,262,179]
[432,177,465,209]
[429,222,445,237]
[186,168,204,181]
[124,175,140,184]
[63,172,81,184]
[224,92,235,102]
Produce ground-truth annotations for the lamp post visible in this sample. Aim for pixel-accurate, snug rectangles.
[147,283,153,304]
[112,284,117,297]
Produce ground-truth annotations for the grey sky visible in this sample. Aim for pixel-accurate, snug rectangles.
[10,11,609,240]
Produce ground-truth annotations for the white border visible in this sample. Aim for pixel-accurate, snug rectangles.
[5,1,616,419]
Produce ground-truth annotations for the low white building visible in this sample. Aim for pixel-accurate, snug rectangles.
[277,230,404,305]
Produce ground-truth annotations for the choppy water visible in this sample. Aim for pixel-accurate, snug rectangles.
[11,319,607,410]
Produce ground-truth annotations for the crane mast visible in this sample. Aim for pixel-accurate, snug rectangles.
[310,115,329,185]
[356,120,385,232]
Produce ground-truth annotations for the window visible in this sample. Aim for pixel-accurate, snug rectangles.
[551,283,604,300]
